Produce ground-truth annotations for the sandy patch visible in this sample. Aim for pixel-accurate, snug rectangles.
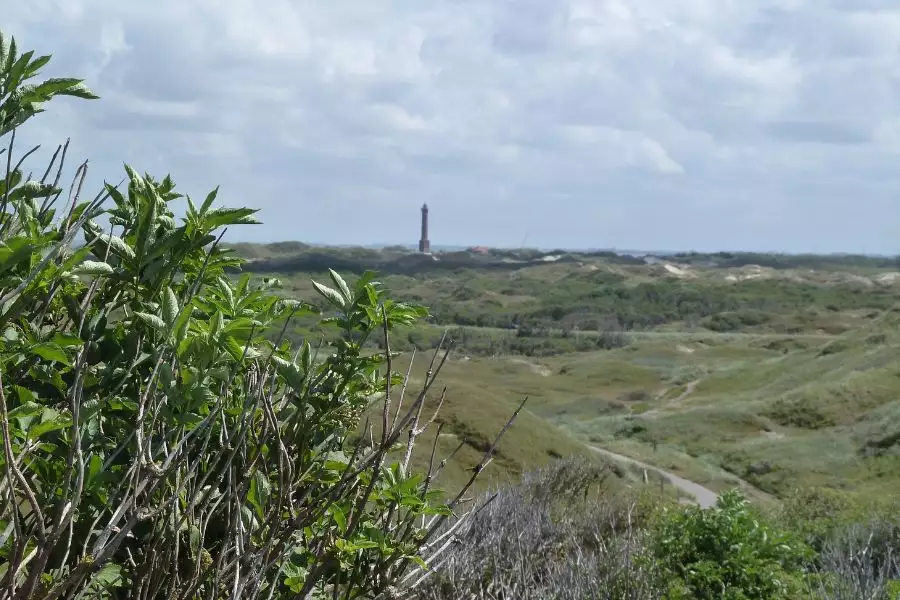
[508,358,552,377]
[723,264,776,282]
[663,264,693,278]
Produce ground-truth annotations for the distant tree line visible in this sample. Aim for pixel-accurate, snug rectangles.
[670,251,900,271]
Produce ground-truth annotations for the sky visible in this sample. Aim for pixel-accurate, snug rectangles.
[7,1,900,253]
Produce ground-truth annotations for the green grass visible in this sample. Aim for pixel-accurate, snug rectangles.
[235,243,900,506]
[546,314,900,498]
[408,320,900,502]
[361,353,627,498]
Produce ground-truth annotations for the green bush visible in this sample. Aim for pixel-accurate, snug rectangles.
[644,490,812,599]
[775,487,860,554]
[704,310,773,333]
[0,32,515,599]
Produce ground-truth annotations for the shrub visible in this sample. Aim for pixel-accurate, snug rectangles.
[643,490,812,599]
[809,519,900,599]
[0,32,518,599]
[765,395,835,430]
[704,310,773,333]
[410,458,663,600]
[775,487,860,555]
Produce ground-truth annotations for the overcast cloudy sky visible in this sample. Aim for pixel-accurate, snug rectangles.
[8,1,900,252]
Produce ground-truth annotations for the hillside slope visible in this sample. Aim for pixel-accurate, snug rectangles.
[530,310,900,500]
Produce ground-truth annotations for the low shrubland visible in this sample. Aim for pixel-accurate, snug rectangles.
[410,459,900,600]
[236,258,900,337]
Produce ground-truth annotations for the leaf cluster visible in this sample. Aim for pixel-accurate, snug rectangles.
[0,32,98,137]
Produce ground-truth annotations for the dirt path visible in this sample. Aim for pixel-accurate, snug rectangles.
[588,445,719,508]
[672,379,701,404]
[642,378,702,418]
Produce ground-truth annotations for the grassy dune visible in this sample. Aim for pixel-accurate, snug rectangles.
[235,243,900,505]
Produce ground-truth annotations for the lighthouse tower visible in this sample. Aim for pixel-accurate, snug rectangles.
[418,203,431,253]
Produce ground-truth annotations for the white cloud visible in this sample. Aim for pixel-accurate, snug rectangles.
[6,0,900,252]
[639,139,685,175]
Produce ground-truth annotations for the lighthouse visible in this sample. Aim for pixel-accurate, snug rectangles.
[418,203,431,253]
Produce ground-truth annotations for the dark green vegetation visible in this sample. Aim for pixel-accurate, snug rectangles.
[229,242,900,359]
[670,250,900,271]
[6,30,900,600]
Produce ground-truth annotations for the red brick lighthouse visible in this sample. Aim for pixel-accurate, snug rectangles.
[418,203,431,253]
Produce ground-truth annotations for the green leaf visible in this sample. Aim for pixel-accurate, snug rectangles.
[330,504,347,533]
[406,555,429,570]
[23,54,51,78]
[216,277,235,312]
[104,182,127,208]
[162,286,179,327]
[134,183,158,263]
[172,311,193,347]
[86,454,103,486]
[199,186,218,214]
[8,50,35,90]
[271,355,307,391]
[5,36,16,74]
[8,400,42,421]
[83,222,136,262]
[208,311,224,341]
[84,562,124,592]
[54,81,99,100]
[312,281,346,310]
[248,471,271,520]
[28,342,70,365]
[203,207,260,230]
[7,180,58,203]
[50,333,83,348]
[28,77,97,99]
[0,33,10,73]
[223,335,260,362]
[236,273,250,296]
[328,269,353,305]
[72,260,114,276]
[29,409,72,439]
[60,246,93,272]
[222,317,256,339]
[0,240,36,278]
[134,312,166,332]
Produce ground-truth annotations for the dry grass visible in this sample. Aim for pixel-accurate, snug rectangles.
[407,458,665,600]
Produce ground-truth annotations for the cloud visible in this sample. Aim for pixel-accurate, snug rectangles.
[6,0,900,252]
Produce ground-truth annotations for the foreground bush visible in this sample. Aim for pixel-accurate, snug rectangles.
[0,32,518,599]
[644,490,811,599]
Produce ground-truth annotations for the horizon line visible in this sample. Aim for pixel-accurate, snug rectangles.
[223,240,900,259]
